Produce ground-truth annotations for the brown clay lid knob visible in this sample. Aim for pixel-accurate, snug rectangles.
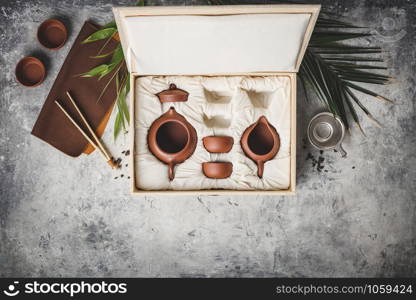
[156,84,189,103]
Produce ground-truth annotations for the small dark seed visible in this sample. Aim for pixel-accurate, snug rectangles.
[125,150,130,156]
[114,177,118,179]
[121,174,124,177]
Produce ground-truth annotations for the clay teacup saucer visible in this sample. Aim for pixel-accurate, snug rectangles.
[202,162,233,179]
[37,19,67,50]
[15,57,46,87]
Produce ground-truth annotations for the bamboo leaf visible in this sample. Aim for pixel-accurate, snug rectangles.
[110,44,124,66]
[114,111,123,140]
[80,64,109,78]
[91,49,115,59]
[98,63,116,80]
[82,28,117,44]
[103,21,117,29]
[96,63,124,103]
[119,83,130,123]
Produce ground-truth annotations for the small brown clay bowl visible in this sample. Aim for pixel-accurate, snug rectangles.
[15,57,46,87]
[202,136,234,153]
[37,19,67,50]
[202,162,233,179]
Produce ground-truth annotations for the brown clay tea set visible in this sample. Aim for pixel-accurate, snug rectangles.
[147,83,281,181]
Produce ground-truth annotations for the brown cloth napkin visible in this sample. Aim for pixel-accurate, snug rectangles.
[32,21,118,157]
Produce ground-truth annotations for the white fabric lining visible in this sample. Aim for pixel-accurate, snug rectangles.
[134,76,291,190]
[121,13,311,74]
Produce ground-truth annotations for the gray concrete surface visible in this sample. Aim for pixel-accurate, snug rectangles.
[0,0,415,277]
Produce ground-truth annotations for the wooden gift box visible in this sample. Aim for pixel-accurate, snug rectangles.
[113,5,321,195]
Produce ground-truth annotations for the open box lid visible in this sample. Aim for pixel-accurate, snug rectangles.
[113,5,320,75]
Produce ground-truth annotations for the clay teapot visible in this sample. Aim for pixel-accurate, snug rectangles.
[148,107,197,180]
[240,116,280,178]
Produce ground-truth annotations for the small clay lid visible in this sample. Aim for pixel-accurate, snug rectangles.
[156,84,189,103]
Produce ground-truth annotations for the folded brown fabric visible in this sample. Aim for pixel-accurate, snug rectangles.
[32,21,118,157]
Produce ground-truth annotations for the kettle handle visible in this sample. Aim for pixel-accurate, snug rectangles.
[336,143,347,158]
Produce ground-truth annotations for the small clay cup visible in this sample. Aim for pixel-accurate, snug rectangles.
[202,162,233,179]
[15,57,46,87]
[37,19,67,50]
[203,136,234,153]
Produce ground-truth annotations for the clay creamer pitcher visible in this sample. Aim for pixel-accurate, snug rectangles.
[148,107,197,180]
[240,116,280,178]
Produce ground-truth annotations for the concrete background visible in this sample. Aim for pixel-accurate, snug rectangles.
[0,0,415,277]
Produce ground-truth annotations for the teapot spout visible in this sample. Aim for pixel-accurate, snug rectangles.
[168,163,175,181]
[257,161,264,178]
[257,115,268,125]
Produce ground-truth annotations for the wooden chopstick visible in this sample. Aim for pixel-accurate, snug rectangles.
[66,91,112,161]
[55,100,117,168]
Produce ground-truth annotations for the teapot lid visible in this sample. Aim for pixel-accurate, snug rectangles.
[156,84,189,103]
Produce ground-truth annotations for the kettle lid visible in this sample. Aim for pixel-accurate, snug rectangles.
[156,84,189,103]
